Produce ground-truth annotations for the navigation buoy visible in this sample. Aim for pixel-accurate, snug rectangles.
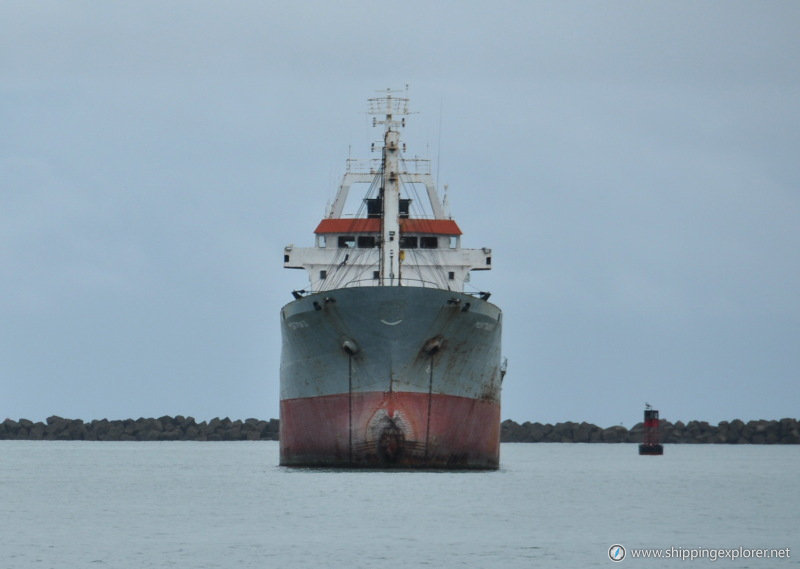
[639,404,664,455]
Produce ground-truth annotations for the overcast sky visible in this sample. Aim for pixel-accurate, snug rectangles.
[2,1,798,427]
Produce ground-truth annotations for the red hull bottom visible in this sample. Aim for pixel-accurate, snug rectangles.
[280,392,500,469]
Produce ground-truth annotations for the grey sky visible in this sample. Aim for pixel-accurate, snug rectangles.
[2,1,798,427]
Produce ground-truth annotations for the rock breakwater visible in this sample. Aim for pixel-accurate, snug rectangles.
[500,418,800,444]
[0,416,279,441]
[1,416,798,443]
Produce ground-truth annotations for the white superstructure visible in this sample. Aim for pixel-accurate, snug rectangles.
[283,89,492,293]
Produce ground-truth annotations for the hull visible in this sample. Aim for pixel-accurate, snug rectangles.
[279,286,502,469]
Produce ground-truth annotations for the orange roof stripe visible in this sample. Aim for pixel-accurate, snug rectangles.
[314,218,462,235]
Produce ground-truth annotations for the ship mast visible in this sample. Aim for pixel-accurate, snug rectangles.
[369,89,410,286]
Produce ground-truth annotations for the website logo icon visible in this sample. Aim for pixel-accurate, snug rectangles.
[609,544,626,562]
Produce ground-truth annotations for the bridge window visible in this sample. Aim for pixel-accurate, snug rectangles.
[357,236,376,248]
[320,270,327,280]
[448,271,455,280]
[366,198,381,219]
[420,236,438,249]
[338,236,355,248]
[400,236,418,249]
[366,198,410,218]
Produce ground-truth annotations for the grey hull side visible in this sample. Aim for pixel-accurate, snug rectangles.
[280,286,503,402]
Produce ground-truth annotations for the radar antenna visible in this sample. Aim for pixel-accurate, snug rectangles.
[368,87,414,133]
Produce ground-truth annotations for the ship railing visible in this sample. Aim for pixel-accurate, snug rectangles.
[340,279,493,298]
[345,157,432,175]
[345,158,380,174]
[333,277,447,290]
[337,212,439,220]
[298,281,492,299]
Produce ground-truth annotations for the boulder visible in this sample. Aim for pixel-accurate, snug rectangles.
[1,419,18,438]
[16,419,33,438]
[602,426,628,443]
[105,423,125,440]
[44,417,69,439]
[627,422,643,443]
[158,416,176,430]
[68,420,87,440]
[500,419,525,442]
[523,422,547,442]
[207,418,222,434]
[91,419,110,437]
[28,422,46,440]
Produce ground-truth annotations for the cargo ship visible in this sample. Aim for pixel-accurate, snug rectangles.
[280,90,503,468]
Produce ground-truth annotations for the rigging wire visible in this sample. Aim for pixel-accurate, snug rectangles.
[397,152,452,286]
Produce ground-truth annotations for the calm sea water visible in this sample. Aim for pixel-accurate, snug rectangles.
[1,442,797,568]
